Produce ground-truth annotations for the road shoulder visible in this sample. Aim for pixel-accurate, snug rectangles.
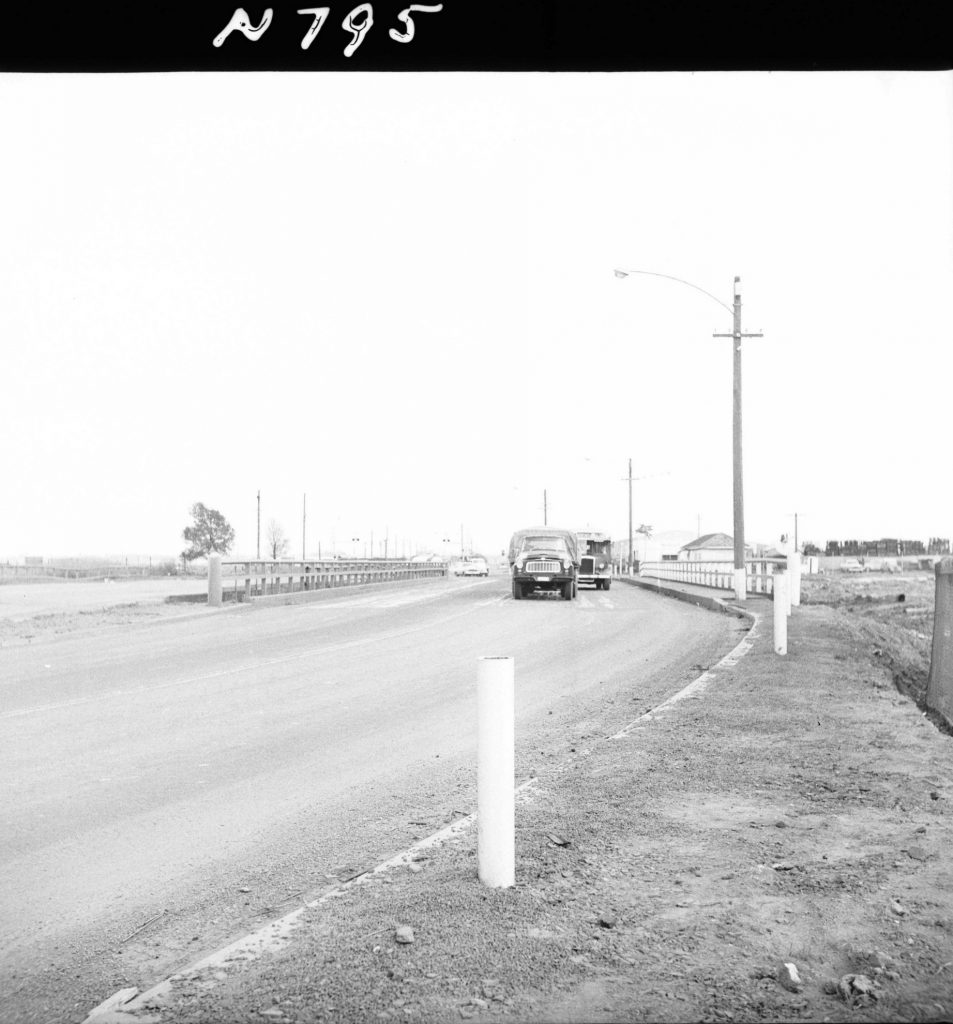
[91,594,953,1023]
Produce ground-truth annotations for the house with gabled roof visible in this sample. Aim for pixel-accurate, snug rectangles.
[678,532,752,562]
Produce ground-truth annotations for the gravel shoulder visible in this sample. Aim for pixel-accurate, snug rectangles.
[86,574,953,1024]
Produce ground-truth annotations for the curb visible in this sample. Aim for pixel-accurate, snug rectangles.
[615,573,757,617]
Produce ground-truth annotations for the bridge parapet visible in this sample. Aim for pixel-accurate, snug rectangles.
[216,558,448,603]
[634,558,787,596]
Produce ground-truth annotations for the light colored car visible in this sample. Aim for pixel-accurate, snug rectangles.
[841,557,866,573]
[461,557,489,577]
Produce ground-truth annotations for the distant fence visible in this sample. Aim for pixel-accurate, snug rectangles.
[635,558,787,596]
[217,558,448,602]
[0,561,179,581]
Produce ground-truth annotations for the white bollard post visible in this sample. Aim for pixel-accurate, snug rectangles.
[789,553,801,607]
[734,566,747,602]
[208,553,222,607]
[477,656,515,888]
[774,572,788,655]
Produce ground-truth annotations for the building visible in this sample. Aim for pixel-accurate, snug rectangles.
[678,532,752,562]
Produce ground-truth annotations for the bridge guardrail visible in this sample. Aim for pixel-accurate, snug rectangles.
[218,558,449,602]
[633,558,787,596]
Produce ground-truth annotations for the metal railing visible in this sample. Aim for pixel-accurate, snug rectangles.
[636,558,787,596]
[218,558,448,602]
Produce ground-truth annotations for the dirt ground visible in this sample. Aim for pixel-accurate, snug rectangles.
[799,570,937,712]
[83,569,953,1024]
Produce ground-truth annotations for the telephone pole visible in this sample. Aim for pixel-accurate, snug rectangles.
[543,489,548,525]
[302,493,306,560]
[713,277,763,600]
[621,462,669,569]
[256,490,261,559]
[628,458,633,568]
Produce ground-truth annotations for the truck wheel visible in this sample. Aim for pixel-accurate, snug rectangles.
[573,581,578,598]
[604,578,611,591]
[596,579,604,591]
[512,580,523,600]
[562,581,573,601]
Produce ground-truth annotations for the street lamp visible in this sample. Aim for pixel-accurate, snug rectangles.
[614,269,763,601]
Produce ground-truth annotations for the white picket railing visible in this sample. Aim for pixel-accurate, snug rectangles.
[635,558,787,596]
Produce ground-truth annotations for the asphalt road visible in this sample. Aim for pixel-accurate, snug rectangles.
[0,575,737,1024]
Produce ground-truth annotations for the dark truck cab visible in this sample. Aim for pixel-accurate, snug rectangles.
[508,527,578,601]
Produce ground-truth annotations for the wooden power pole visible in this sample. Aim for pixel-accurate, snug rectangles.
[714,277,763,599]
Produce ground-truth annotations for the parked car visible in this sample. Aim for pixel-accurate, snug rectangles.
[841,558,866,573]
[461,557,489,577]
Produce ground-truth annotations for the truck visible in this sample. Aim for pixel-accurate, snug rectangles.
[508,527,578,601]
[576,530,613,590]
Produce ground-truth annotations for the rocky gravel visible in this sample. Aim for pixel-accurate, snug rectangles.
[88,575,953,1024]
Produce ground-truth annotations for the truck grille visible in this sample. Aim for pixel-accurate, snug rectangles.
[580,557,595,574]
[526,560,560,573]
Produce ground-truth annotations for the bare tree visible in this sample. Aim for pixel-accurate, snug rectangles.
[266,519,290,560]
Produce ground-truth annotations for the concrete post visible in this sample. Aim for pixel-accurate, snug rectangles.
[734,566,746,602]
[789,551,801,607]
[477,656,515,888]
[773,572,787,655]
[208,554,222,607]
[927,557,953,726]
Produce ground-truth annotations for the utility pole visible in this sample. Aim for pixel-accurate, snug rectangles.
[257,490,261,560]
[302,493,306,560]
[543,490,548,526]
[714,277,763,601]
[628,458,633,569]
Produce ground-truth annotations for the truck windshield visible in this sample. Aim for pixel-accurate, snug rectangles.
[520,537,569,555]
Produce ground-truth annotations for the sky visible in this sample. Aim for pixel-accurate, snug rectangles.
[1,71,951,561]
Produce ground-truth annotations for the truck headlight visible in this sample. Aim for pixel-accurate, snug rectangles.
[597,561,606,570]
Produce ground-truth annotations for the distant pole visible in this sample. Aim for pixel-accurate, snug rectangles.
[794,512,799,552]
[543,490,548,525]
[628,458,633,569]
[256,490,261,560]
[302,493,307,560]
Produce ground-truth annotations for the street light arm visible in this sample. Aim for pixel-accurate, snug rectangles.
[613,268,734,316]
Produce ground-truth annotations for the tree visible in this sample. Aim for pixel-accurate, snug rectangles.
[181,503,235,562]
[266,519,290,560]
